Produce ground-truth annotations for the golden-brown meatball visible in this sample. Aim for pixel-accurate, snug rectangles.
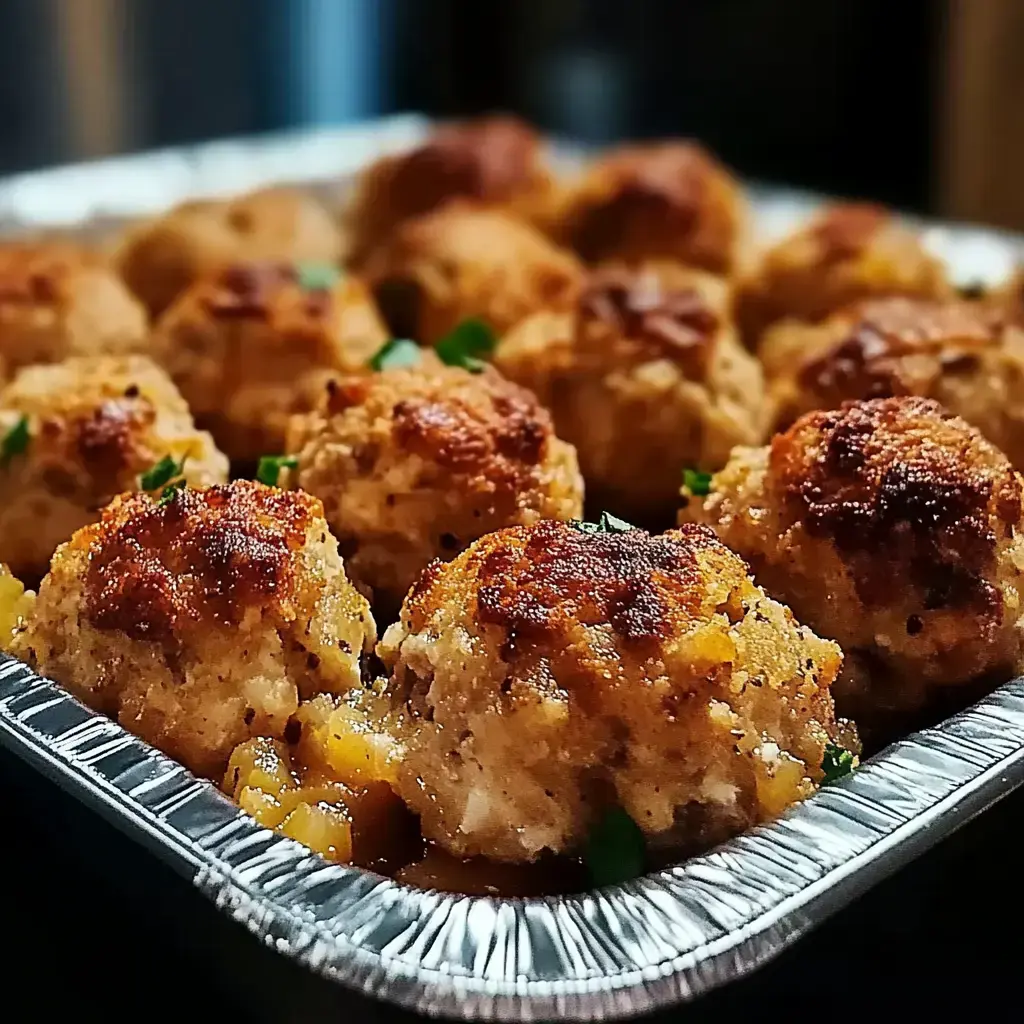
[495,264,766,527]
[11,481,376,779]
[554,141,749,275]
[150,260,388,462]
[364,202,583,343]
[346,116,558,264]
[0,242,147,382]
[377,519,845,863]
[0,355,227,581]
[762,297,1024,467]
[734,203,951,345]
[285,358,584,611]
[689,397,1024,728]
[115,187,343,318]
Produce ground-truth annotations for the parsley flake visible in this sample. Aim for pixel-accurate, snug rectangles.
[256,454,298,487]
[584,807,646,888]
[571,511,636,535]
[296,262,341,292]
[140,454,186,494]
[683,468,712,496]
[435,318,496,372]
[821,742,856,784]
[369,338,422,372]
[0,415,30,467]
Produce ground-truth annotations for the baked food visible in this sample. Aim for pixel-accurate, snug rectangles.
[115,187,343,317]
[0,241,147,382]
[150,260,388,461]
[285,355,583,610]
[378,519,846,863]
[689,397,1024,727]
[555,141,749,275]
[11,481,376,779]
[495,263,766,526]
[0,354,227,580]
[364,203,583,343]
[346,115,557,263]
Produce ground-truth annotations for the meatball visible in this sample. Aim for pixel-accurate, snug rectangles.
[285,357,584,611]
[364,202,583,343]
[762,296,1024,466]
[0,354,227,581]
[495,263,766,527]
[689,397,1024,728]
[554,141,749,275]
[115,187,343,318]
[346,115,558,263]
[11,481,376,779]
[150,260,388,462]
[734,203,951,346]
[377,519,845,863]
[0,241,147,382]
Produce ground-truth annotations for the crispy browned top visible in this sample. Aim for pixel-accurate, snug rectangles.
[64,395,158,483]
[797,297,999,402]
[80,480,322,644]
[201,260,338,321]
[809,203,888,264]
[0,242,96,306]
[389,116,539,212]
[771,397,1022,614]
[569,143,716,260]
[579,266,719,374]
[407,519,731,646]
[327,365,551,485]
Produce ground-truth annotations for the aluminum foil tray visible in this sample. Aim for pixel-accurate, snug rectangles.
[1,115,1023,1021]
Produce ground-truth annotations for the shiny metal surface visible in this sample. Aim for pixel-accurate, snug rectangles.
[0,119,1022,1021]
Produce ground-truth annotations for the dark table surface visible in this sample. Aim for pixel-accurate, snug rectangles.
[5,739,1015,1022]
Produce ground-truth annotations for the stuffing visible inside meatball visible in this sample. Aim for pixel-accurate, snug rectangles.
[378,519,845,864]
[0,354,227,580]
[0,242,147,382]
[762,296,1024,468]
[347,116,557,263]
[495,263,766,526]
[11,480,376,779]
[555,142,749,275]
[735,203,951,346]
[364,202,583,343]
[689,397,1024,729]
[285,356,584,611]
[151,260,387,461]
[115,187,342,317]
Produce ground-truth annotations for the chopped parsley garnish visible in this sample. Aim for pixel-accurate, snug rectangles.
[821,742,856,784]
[369,337,422,372]
[155,478,187,507]
[572,511,636,535]
[295,262,341,292]
[256,454,298,487]
[584,807,646,888]
[140,454,185,493]
[682,468,712,496]
[435,318,496,372]
[0,415,29,467]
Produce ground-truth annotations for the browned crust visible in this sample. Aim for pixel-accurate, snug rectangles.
[810,202,889,264]
[199,260,338,323]
[79,480,322,644]
[0,242,97,306]
[771,397,1022,618]
[67,396,158,482]
[406,519,728,646]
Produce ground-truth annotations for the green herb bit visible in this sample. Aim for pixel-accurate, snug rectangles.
[682,468,712,497]
[0,415,30,467]
[156,478,187,507]
[571,511,636,535]
[140,454,185,494]
[821,742,856,784]
[435,318,497,372]
[369,337,423,372]
[296,262,341,292]
[584,807,646,888]
[256,454,298,487]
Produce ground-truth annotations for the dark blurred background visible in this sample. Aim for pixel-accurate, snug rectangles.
[1,0,1020,227]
